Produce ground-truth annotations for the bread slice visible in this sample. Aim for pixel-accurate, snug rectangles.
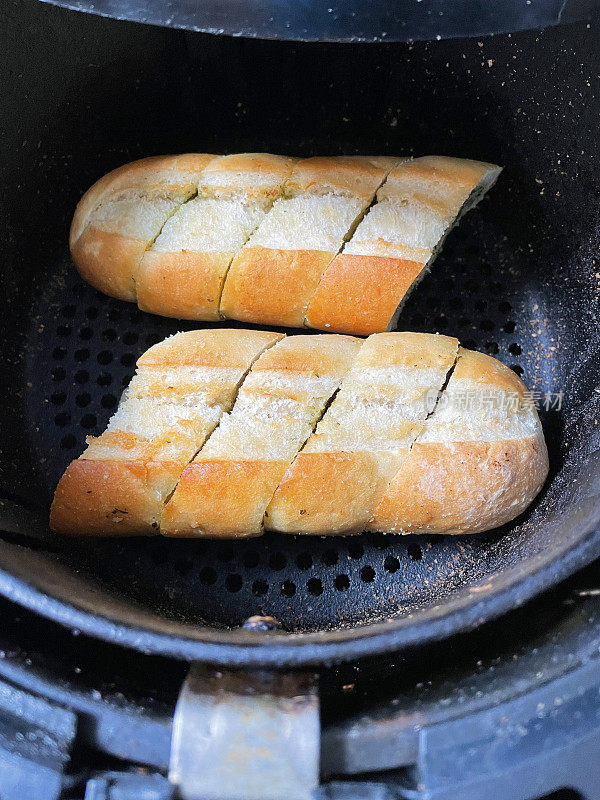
[305,156,502,335]
[70,154,216,301]
[162,334,362,538]
[219,157,399,327]
[49,329,281,536]
[369,348,549,535]
[136,154,297,320]
[266,332,458,535]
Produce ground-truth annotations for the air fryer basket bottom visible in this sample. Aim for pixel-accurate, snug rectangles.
[14,215,594,633]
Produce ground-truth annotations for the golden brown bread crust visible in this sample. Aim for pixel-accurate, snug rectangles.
[71,227,146,302]
[198,153,297,198]
[161,460,288,538]
[357,330,459,368]
[305,255,424,335]
[137,328,283,367]
[284,156,396,199]
[251,331,360,374]
[265,451,405,535]
[385,155,497,195]
[368,436,549,535]
[49,459,185,536]
[451,346,529,395]
[136,250,233,320]
[220,247,335,327]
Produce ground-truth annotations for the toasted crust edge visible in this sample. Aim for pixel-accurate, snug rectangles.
[50,459,186,536]
[265,451,407,535]
[136,250,234,320]
[369,435,549,535]
[305,254,424,334]
[161,459,289,538]
[71,226,146,302]
[220,247,335,327]
[138,328,284,368]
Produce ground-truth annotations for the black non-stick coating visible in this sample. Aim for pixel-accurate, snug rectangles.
[1,0,600,665]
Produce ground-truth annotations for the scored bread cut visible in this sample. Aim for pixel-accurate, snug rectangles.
[70,154,216,302]
[265,332,458,535]
[49,329,282,535]
[218,156,400,327]
[51,330,547,538]
[136,154,297,320]
[305,156,502,335]
[161,334,362,538]
[369,347,549,535]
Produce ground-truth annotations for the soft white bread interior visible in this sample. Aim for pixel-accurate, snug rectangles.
[305,156,502,335]
[136,154,297,320]
[219,157,399,327]
[70,154,216,302]
[161,333,362,538]
[266,332,458,535]
[369,347,549,535]
[49,329,282,535]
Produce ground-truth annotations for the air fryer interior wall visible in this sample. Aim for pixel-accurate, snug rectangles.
[1,0,600,664]
[39,0,599,40]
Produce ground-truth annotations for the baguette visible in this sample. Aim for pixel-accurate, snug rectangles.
[51,331,547,538]
[70,154,500,334]
[50,329,282,535]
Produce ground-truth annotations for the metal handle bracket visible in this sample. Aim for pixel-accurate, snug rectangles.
[169,665,320,800]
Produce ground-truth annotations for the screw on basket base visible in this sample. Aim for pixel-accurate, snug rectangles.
[169,665,319,800]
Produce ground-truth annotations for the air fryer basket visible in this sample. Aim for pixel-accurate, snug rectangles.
[1,1,600,665]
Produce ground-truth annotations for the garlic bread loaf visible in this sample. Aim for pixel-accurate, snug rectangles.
[51,330,547,538]
[70,154,501,334]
